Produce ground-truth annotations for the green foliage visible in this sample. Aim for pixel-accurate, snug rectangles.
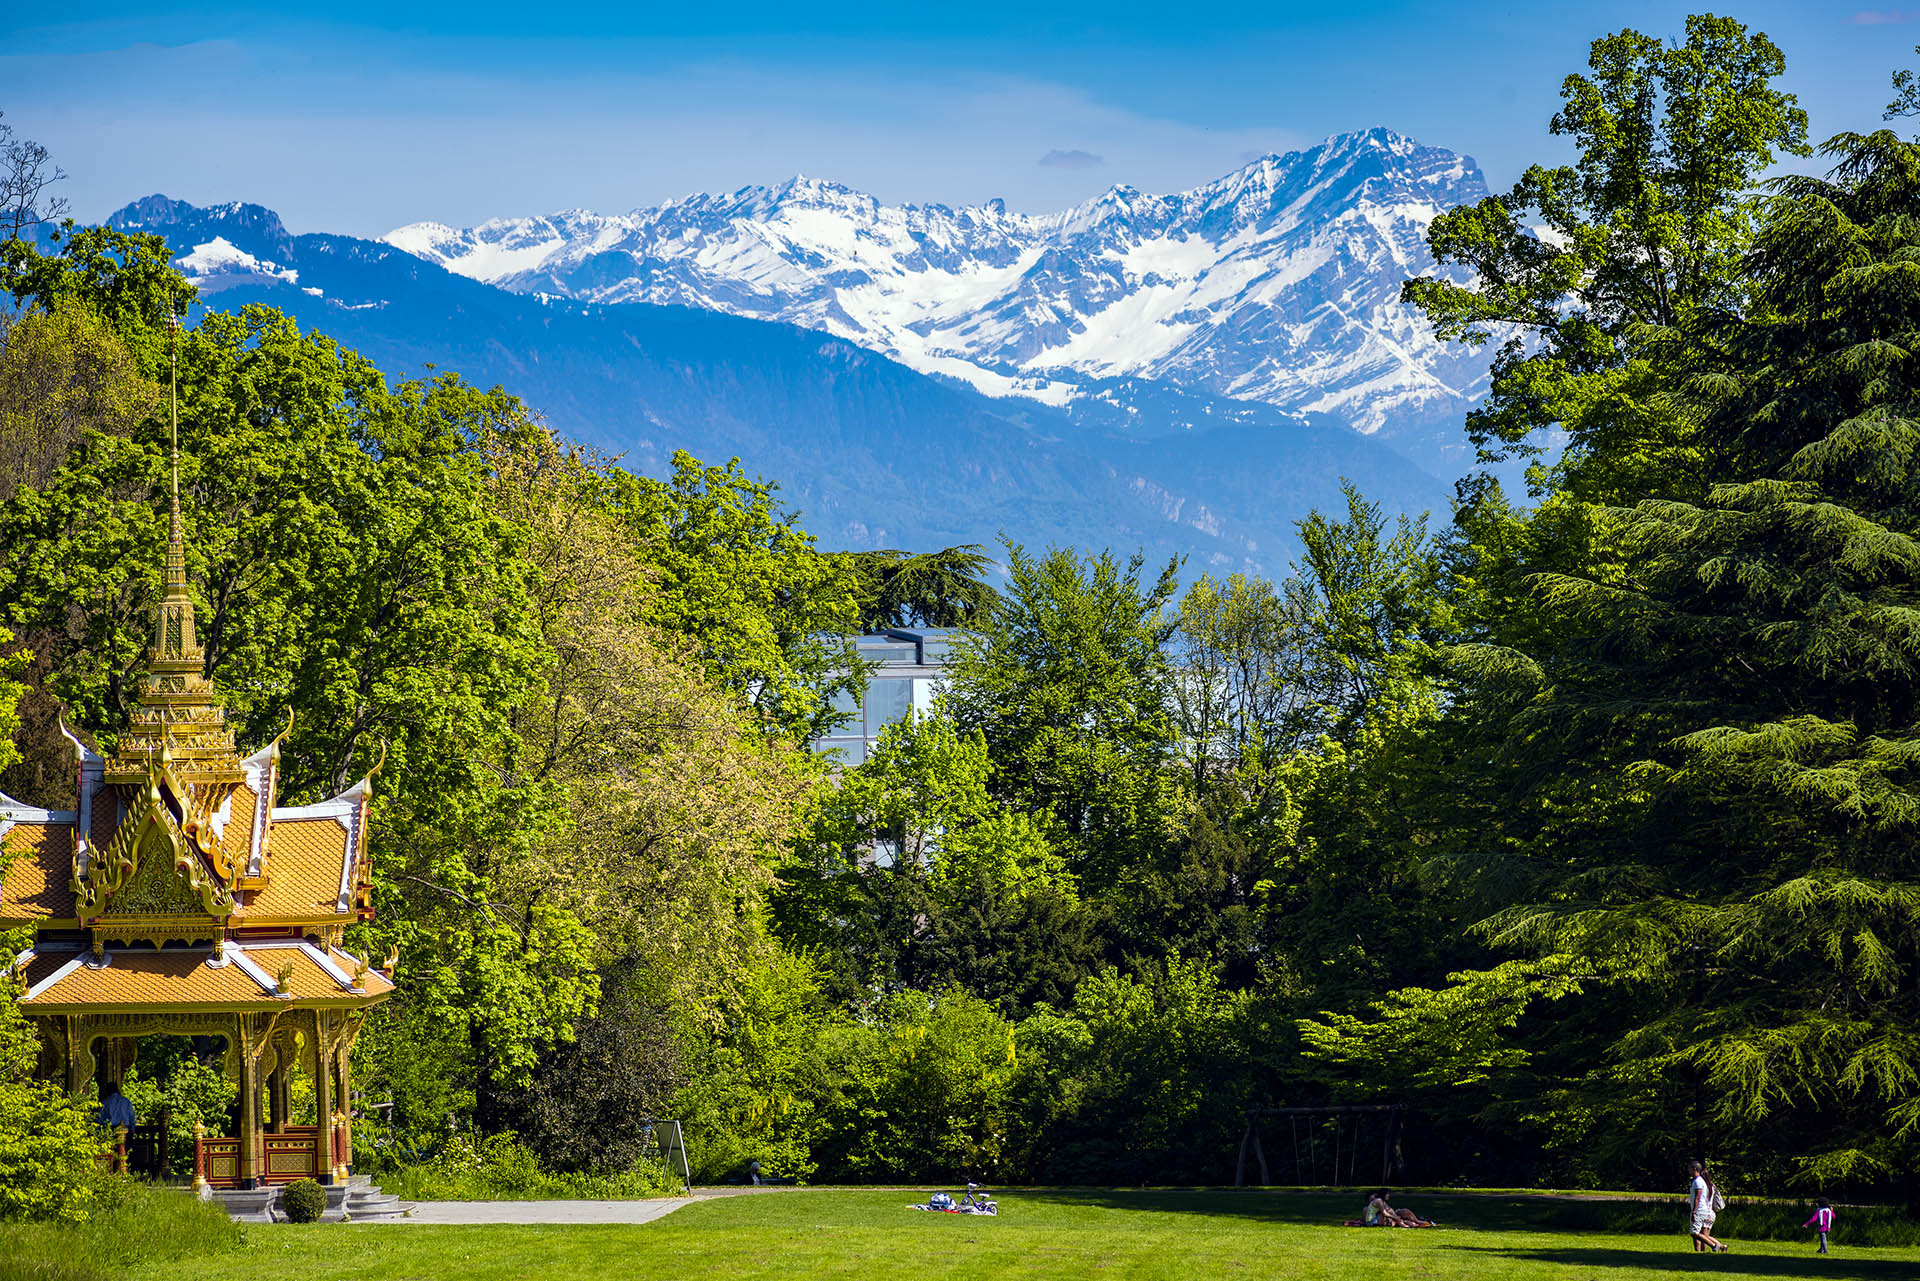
[379,1132,683,1201]
[776,712,1093,1013]
[836,544,998,631]
[0,1180,241,1281]
[278,1178,326,1224]
[0,942,102,1223]
[673,947,830,1185]
[1012,958,1262,1184]
[812,988,1019,1182]
[609,451,861,742]
[0,299,156,495]
[482,969,683,1176]
[1405,13,1808,492]
[121,1038,237,1180]
[947,541,1181,882]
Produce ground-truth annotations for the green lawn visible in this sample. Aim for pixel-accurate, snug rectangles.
[113,1189,1920,1281]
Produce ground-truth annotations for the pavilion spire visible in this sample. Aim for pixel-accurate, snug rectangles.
[165,302,188,603]
[105,297,238,781]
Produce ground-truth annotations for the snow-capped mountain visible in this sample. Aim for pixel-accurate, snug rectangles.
[105,194,1448,578]
[386,128,1489,451]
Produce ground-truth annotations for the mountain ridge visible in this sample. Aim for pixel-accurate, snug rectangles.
[385,128,1489,468]
[103,193,1450,576]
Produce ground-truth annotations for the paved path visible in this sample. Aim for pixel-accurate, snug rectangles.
[395,1198,698,1225]
[388,1187,789,1225]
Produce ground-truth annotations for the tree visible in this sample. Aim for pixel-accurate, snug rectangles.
[837,545,998,631]
[607,453,861,743]
[1404,13,1809,502]
[481,427,810,1015]
[1353,126,1920,1193]
[1175,572,1315,802]
[945,541,1182,883]
[483,966,684,1175]
[0,300,156,494]
[776,712,1093,1013]
[0,112,69,244]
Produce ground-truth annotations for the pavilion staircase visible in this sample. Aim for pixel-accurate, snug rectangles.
[207,1175,411,1222]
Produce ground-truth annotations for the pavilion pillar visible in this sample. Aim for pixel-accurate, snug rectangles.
[235,1012,278,1190]
[334,1012,363,1179]
[268,1043,291,1135]
[313,1010,336,1185]
[64,1016,97,1101]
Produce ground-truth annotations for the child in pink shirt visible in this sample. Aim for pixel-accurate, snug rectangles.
[1803,1198,1834,1254]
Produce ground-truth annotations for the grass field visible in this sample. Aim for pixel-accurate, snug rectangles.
[76,1188,1920,1281]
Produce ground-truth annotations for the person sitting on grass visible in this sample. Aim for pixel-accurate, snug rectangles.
[1363,1189,1434,1228]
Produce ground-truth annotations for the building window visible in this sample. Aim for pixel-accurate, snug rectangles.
[864,678,914,736]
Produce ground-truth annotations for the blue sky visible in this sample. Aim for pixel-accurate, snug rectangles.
[0,3,1909,236]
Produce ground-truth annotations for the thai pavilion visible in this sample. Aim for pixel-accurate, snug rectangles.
[0,427,394,1191]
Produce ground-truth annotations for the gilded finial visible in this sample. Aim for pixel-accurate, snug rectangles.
[275,959,294,995]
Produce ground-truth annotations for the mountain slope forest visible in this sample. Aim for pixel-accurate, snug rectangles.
[2,13,1919,1211]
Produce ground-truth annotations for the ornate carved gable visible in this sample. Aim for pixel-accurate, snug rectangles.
[78,767,234,919]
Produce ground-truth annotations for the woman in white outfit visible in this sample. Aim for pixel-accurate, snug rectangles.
[1688,1160,1727,1252]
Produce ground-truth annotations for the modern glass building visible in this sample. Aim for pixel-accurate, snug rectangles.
[815,628,959,766]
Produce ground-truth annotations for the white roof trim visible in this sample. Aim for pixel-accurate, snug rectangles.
[25,951,87,1001]
[0,799,77,823]
[269,800,354,830]
[302,941,355,990]
[226,945,282,998]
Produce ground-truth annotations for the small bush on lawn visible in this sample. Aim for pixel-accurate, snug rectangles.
[280,1178,327,1223]
[0,1180,242,1281]
[381,1132,683,1201]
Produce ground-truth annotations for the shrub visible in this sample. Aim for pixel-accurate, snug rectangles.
[0,963,107,1222]
[481,974,681,1175]
[279,1179,326,1224]
[811,987,1018,1183]
[379,1132,681,1201]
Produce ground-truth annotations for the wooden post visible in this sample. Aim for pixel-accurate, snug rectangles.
[112,1125,128,1175]
[1235,1120,1252,1187]
[192,1119,208,1194]
[157,1105,171,1177]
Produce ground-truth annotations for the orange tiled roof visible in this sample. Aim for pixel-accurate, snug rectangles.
[0,822,76,921]
[18,947,71,990]
[89,795,117,860]
[21,942,393,1010]
[219,783,259,878]
[239,818,349,919]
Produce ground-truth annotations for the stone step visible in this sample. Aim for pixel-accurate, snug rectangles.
[206,1177,413,1222]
